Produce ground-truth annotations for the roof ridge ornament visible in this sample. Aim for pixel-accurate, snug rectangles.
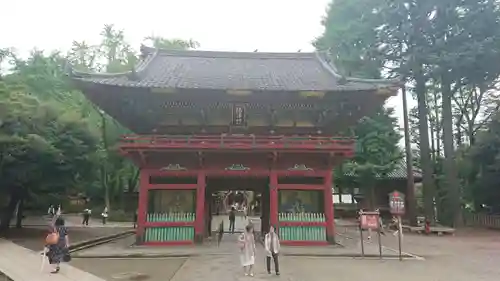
[288,164,313,171]
[225,164,250,171]
[160,164,187,171]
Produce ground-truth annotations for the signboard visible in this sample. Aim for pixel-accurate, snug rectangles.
[232,104,246,126]
[359,212,379,230]
[389,191,406,215]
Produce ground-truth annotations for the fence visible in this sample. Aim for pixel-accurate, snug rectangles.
[463,212,500,229]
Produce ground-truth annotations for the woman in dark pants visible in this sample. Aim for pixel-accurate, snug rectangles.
[47,217,70,274]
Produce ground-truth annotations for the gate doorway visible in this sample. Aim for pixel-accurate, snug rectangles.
[204,176,270,242]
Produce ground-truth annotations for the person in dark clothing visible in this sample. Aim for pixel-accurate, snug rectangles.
[47,217,69,274]
[133,210,138,228]
[229,207,236,233]
[82,208,91,226]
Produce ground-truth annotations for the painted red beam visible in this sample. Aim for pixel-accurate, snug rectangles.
[203,169,270,177]
[120,144,354,152]
[148,170,199,177]
[276,184,325,190]
[143,241,194,246]
[122,134,355,143]
[281,241,329,246]
[145,221,195,227]
[279,221,327,227]
[147,184,198,190]
[275,170,329,177]
[120,134,355,153]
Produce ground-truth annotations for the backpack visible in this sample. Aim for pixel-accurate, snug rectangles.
[45,230,59,245]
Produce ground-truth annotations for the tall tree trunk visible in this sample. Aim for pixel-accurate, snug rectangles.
[441,74,461,227]
[99,113,111,211]
[402,84,417,226]
[15,199,24,228]
[415,63,436,223]
[455,117,462,147]
[432,89,441,158]
[0,189,22,232]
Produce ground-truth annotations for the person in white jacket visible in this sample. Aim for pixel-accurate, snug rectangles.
[264,225,280,275]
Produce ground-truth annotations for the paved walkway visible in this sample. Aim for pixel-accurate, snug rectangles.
[0,239,104,281]
[170,242,286,281]
[14,215,133,228]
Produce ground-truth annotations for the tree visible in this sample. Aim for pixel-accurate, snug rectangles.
[0,79,99,231]
[340,108,403,208]
[144,36,199,50]
[1,24,201,229]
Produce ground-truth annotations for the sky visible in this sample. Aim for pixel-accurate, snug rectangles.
[1,0,411,139]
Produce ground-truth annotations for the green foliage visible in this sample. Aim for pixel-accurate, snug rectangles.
[0,79,100,229]
[0,24,198,229]
[338,108,402,188]
[317,1,402,203]
[314,0,385,78]
[463,114,500,211]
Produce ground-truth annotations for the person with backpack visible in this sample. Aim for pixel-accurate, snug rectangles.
[229,207,236,233]
[45,217,70,274]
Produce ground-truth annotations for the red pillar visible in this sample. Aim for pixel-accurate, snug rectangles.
[324,170,335,243]
[194,170,206,243]
[137,169,150,243]
[270,170,278,229]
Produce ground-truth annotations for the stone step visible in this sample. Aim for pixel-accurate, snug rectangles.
[0,239,104,281]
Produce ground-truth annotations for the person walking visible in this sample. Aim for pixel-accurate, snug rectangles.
[238,224,256,276]
[46,217,70,274]
[265,225,280,275]
[242,205,248,220]
[47,205,55,217]
[82,208,91,226]
[101,207,108,225]
[229,207,236,233]
[133,210,138,228]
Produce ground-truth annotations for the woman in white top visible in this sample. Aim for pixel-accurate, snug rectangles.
[238,224,256,276]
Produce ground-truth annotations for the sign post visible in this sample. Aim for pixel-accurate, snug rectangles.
[389,191,406,261]
[358,210,382,259]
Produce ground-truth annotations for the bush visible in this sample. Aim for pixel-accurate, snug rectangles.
[108,209,134,222]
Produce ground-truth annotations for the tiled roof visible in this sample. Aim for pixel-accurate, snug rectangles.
[70,45,398,92]
[343,159,422,180]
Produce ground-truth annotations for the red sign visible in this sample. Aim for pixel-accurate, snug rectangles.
[360,213,379,230]
[389,191,406,215]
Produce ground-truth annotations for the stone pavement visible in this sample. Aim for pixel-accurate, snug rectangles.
[211,215,255,232]
[0,238,104,281]
[72,231,400,258]
[169,243,285,281]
